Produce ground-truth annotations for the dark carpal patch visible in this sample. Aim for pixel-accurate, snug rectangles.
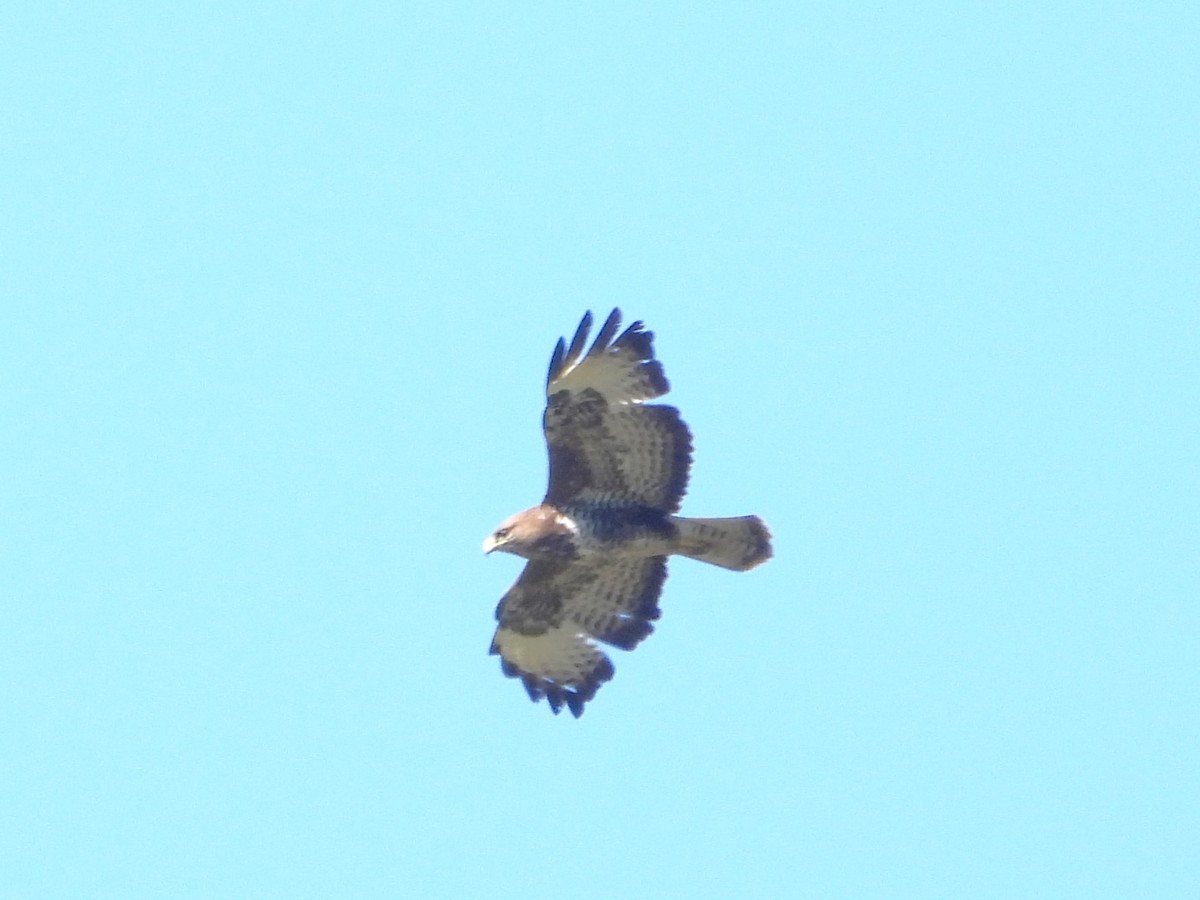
[546,388,606,430]
[544,388,626,505]
[493,591,562,636]
[494,559,580,635]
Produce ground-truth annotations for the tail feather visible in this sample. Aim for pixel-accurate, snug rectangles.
[672,516,773,572]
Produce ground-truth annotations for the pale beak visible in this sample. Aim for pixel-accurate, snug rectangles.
[482,534,498,555]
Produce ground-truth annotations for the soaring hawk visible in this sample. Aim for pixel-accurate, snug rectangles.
[484,309,772,716]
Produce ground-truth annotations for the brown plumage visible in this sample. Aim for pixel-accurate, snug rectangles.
[484,309,772,716]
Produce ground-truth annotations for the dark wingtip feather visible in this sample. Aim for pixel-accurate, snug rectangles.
[521,673,542,703]
[587,308,622,358]
[567,310,593,363]
[614,319,650,354]
[548,310,602,387]
[613,319,670,397]
[567,693,584,717]
[546,337,566,389]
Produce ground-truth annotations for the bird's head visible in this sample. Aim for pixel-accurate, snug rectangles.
[482,513,524,557]
[483,507,576,560]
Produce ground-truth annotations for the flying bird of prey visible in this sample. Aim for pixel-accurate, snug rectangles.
[483,309,772,716]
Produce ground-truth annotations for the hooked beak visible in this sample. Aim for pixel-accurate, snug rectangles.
[482,534,498,555]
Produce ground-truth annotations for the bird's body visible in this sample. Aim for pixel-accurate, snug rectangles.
[484,309,772,716]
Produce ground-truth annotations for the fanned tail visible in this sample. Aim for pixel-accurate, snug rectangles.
[672,516,773,572]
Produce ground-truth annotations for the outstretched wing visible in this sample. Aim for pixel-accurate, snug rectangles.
[490,554,667,717]
[543,309,692,511]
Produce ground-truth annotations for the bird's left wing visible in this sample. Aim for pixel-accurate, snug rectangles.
[542,309,692,510]
[490,555,668,716]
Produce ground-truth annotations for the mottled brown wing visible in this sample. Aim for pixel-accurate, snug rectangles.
[543,309,692,510]
[490,554,668,717]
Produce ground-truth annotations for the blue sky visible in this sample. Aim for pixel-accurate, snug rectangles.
[2,2,1197,897]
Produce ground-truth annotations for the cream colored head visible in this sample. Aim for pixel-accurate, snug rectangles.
[483,507,577,560]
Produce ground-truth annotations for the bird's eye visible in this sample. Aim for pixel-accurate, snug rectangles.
[495,527,510,539]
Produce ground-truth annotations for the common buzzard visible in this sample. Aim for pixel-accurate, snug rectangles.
[484,309,772,716]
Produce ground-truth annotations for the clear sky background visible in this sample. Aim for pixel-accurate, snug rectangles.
[2,3,1197,898]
